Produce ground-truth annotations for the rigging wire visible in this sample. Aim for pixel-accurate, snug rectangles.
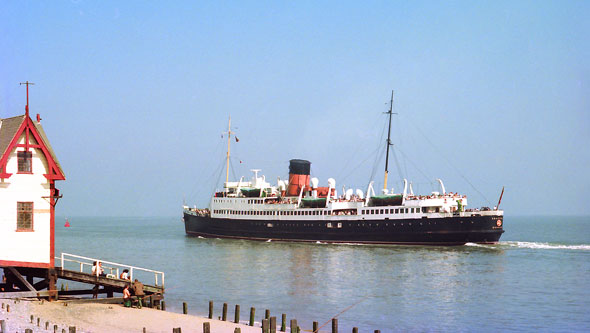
[406,116,491,205]
[229,156,239,181]
[396,115,410,181]
[338,144,383,187]
[335,112,387,184]
[394,146,432,184]
[368,143,386,188]
[390,146,405,185]
[367,117,388,187]
[186,137,224,203]
[212,157,227,195]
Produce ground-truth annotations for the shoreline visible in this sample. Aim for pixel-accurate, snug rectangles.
[0,299,264,333]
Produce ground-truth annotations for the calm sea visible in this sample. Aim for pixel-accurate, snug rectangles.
[55,215,590,332]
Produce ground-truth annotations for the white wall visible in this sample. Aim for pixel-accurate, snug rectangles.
[0,136,52,266]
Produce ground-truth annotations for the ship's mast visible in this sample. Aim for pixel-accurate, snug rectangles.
[383,90,394,191]
[225,116,232,186]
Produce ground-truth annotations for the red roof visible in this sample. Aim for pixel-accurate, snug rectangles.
[0,114,65,180]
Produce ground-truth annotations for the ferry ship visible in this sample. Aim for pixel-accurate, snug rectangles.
[183,94,504,245]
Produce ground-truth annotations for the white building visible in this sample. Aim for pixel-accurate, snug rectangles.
[0,111,65,269]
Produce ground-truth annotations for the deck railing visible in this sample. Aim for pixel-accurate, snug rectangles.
[55,252,164,288]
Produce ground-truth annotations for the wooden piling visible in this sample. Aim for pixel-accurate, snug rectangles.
[222,302,228,321]
[234,328,241,333]
[331,318,338,333]
[208,301,214,319]
[313,321,318,332]
[280,314,286,332]
[249,307,255,326]
[262,319,269,333]
[265,309,270,319]
[25,329,33,333]
[203,322,211,333]
[0,319,6,333]
[352,328,358,333]
[69,326,76,333]
[290,319,297,333]
[173,328,182,333]
[234,304,240,324]
[37,317,40,326]
[270,316,277,333]
[374,330,380,333]
[5,304,8,312]
[30,314,34,323]
[183,302,188,314]
[54,324,58,333]
[161,301,166,311]
[46,321,50,329]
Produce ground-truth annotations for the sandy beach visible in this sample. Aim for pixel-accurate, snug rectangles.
[0,299,265,333]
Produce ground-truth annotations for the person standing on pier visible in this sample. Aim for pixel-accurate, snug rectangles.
[132,279,144,308]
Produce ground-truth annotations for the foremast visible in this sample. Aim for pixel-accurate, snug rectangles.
[225,116,234,186]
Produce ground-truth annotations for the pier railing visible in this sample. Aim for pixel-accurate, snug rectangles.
[55,252,165,288]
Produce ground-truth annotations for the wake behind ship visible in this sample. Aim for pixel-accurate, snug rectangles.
[183,93,504,245]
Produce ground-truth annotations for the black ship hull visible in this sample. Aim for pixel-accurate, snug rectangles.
[183,213,504,246]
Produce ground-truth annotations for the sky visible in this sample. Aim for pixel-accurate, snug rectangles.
[1,1,588,217]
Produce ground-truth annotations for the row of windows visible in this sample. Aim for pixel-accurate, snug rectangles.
[212,207,433,216]
[362,207,423,214]
[213,209,327,216]
[212,198,266,204]
[251,221,440,228]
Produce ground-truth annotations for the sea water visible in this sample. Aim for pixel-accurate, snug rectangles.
[55,216,590,332]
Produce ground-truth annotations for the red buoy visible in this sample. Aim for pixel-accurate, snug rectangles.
[64,219,70,227]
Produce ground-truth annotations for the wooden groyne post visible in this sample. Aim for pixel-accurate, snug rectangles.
[222,302,228,321]
[249,307,255,326]
[234,304,240,323]
[270,316,277,333]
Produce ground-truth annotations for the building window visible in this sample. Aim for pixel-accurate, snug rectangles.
[17,202,34,231]
[18,151,32,173]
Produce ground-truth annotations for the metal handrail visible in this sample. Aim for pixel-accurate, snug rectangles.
[56,252,164,288]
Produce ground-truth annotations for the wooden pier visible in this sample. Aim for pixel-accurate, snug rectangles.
[1,253,164,303]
